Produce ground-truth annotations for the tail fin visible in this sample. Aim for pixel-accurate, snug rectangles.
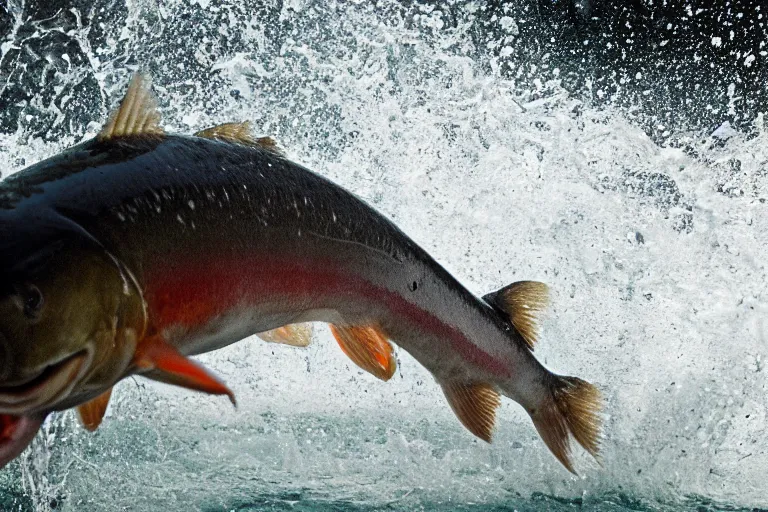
[530,375,602,473]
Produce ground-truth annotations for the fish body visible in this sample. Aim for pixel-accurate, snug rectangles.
[5,134,540,404]
[0,75,601,471]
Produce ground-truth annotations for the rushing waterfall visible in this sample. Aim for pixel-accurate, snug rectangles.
[0,1,765,510]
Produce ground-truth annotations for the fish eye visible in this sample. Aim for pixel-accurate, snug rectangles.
[20,284,44,320]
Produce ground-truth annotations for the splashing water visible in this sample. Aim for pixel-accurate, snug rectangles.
[0,1,766,510]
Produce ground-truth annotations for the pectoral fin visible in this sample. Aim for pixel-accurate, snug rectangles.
[330,324,396,381]
[257,323,313,347]
[77,388,113,432]
[134,335,236,405]
[440,381,501,443]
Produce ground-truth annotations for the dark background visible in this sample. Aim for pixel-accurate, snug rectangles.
[1,0,766,143]
[476,0,767,143]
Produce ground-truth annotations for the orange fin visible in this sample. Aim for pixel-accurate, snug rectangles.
[257,323,313,347]
[483,281,549,350]
[440,381,501,443]
[77,387,113,432]
[134,335,236,405]
[99,73,164,141]
[195,121,284,155]
[530,375,603,474]
[330,324,396,381]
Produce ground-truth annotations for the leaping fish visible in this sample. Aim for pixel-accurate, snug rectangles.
[0,74,602,472]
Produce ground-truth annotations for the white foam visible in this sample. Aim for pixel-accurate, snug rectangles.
[2,1,766,510]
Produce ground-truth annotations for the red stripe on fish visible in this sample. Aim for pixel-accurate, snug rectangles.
[144,253,344,328]
[143,252,510,378]
[377,288,511,378]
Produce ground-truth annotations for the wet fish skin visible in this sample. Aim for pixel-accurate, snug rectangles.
[20,134,534,379]
[0,75,602,472]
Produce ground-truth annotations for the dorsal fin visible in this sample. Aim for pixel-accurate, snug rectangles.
[483,281,549,350]
[99,73,164,141]
[194,121,284,155]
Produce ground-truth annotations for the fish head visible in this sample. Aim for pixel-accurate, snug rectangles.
[0,234,144,417]
[0,229,145,468]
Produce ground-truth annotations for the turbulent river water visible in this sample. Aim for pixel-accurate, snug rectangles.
[0,1,766,511]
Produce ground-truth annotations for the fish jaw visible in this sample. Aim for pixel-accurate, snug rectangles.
[0,350,91,415]
[0,414,45,470]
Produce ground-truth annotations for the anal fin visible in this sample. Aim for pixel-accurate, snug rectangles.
[330,324,396,381]
[77,387,113,432]
[257,323,313,347]
[134,335,236,405]
[441,381,501,443]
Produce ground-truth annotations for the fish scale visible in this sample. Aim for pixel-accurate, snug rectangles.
[0,74,602,473]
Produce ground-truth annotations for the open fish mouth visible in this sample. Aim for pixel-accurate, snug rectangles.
[0,350,90,415]
[0,413,45,470]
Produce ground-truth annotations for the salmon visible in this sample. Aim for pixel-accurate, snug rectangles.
[0,74,602,472]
